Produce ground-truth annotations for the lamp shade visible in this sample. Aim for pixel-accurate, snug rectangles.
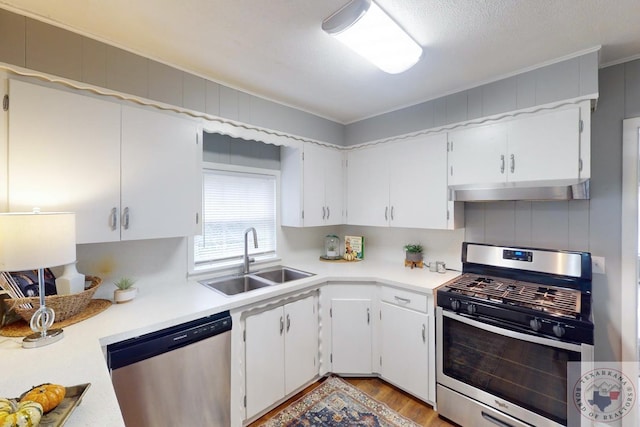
[0,212,76,271]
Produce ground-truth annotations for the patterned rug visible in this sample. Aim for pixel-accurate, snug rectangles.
[262,376,420,427]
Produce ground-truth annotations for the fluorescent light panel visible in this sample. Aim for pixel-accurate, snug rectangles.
[322,0,422,74]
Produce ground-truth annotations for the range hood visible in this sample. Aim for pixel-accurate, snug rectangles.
[449,180,590,202]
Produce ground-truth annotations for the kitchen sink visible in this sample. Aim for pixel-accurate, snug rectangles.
[199,275,273,296]
[252,266,314,283]
[199,266,314,296]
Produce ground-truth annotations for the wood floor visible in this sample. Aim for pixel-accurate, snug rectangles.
[249,376,457,426]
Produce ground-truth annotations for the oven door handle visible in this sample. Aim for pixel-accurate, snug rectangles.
[481,411,515,427]
[439,308,583,352]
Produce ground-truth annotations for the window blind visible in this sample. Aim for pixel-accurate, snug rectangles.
[194,169,276,264]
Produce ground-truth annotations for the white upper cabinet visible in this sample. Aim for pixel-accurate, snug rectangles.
[120,105,201,241]
[447,122,508,187]
[347,133,458,229]
[345,144,389,227]
[7,80,201,243]
[390,134,451,229]
[281,143,344,227]
[507,107,582,182]
[8,80,122,243]
[448,106,586,188]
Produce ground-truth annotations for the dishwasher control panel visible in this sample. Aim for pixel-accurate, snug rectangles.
[107,311,232,370]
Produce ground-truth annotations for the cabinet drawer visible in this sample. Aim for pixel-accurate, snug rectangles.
[380,287,428,313]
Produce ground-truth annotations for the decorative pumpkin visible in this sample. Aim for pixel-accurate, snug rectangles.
[19,384,65,413]
[343,252,356,261]
[0,398,43,427]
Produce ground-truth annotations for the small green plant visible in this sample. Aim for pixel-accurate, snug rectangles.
[114,277,136,290]
[403,244,423,253]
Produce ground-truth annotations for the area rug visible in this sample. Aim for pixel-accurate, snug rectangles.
[262,376,420,427]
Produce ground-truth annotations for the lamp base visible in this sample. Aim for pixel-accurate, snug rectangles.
[22,328,64,349]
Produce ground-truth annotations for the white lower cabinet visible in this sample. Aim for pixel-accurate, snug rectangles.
[330,298,373,374]
[378,287,435,405]
[244,295,318,419]
[379,301,430,402]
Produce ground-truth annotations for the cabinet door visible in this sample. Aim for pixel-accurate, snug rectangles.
[346,146,389,227]
[7,79,121,244]
[284,296,318,394]
[323,148,344,226]
[302,144,328,226]
[121,105,199,240]
[389,134,449,229]
[280,146,303,227]
[507,108,581,183]
[331,298,372,374]
[379,302,430,402]
[448,122,507,186]
[302,145,344,226]
[245,306,285,418]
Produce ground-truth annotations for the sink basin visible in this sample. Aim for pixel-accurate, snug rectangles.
[252,266,314,283]
[199,275,272,296]
[199,266,314,296]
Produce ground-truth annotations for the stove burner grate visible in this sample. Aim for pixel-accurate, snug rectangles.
[445,273,581,318]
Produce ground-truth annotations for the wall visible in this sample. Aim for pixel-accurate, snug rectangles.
[0,6,626,362]
[0,8,343,145]
[203,133,280,170]
[345,50,598,145]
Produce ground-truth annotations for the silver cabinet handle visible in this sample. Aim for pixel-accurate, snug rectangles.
[326,206,330,219]
[367,308,370,325]
[322,206,326,220]
[122,207,130,230]
[384,206,388,221]
[510,154,515,173]
[500,154,505,174]
[109,207,118,231]
[279,316,284,335]
[390,206,394,221]
[286,314,291,332]
[395,296,411,304]
[422,323,426,343]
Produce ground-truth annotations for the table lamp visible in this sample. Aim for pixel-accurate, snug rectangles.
[0,211,76,348]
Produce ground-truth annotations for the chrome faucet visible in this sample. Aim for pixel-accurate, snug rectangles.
[243,227,258,274]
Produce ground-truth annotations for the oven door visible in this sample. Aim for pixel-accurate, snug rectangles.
[436,307,593,427]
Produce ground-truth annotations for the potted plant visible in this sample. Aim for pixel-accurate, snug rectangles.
[113,277,137,303]
[403,244,424,263]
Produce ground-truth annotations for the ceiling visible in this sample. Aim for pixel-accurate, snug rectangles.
[2,0,640,124]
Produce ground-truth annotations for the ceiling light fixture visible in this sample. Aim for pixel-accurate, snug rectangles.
[322,0,422,74]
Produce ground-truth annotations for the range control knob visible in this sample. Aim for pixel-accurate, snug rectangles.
[529,318,542,332]
[553,324,566,338]
[450,299,461,311]
[466,304,477,315]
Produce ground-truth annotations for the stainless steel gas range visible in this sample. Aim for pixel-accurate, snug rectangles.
[436,242,594,427]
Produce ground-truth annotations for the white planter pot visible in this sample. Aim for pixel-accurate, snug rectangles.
[114,287,137,304]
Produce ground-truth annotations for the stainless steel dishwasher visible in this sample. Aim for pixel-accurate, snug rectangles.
[107,311,231,426]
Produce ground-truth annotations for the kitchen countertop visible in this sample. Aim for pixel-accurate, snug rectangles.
[0,257,459,426]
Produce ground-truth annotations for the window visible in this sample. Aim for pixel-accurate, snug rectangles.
[194,167,277,267]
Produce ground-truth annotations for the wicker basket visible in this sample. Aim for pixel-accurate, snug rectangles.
[8,276,102,323]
